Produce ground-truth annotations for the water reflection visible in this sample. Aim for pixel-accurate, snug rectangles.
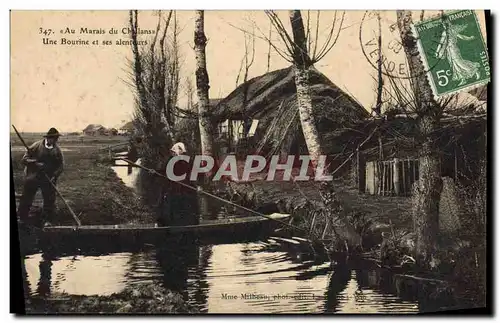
[156,238,200,299]
[36,253,53,297]
[25,252,131,296]
[21,257,31,298]
[111,159,142,191]
[324,264,351,313]
[24,238,428,313]
[190,245,212,311]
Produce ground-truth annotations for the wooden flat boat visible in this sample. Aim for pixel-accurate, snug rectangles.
[44,213,290,236]
[19,213,291,253]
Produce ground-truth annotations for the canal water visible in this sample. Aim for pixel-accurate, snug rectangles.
[24,240,426,313]
[21,159,453,313]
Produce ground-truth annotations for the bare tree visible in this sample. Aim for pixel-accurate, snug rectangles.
[374,12,384,115]
[235,29,256,138]
[235,29,256,87]
[128,10,178,169]
[194,10,215,160]
[266,20,272,73]
[166,11,181,127]
[184,77,195,111]
[396,10,443,268]
[264,10,345,168]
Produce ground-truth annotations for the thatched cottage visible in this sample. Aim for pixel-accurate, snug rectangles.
[82,124,108,136]
[119,121,135,135]
[211,66,369,157]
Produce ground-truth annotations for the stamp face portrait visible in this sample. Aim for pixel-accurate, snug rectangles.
[413,10,490,97]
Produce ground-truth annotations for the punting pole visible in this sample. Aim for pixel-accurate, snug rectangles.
[12,125,82,227]
[120,158,311,237]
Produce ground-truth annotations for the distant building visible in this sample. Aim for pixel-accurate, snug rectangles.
[119,121,135,135]
[82,124,108,136]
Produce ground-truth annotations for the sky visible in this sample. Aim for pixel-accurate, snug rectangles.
[10,10,487,132]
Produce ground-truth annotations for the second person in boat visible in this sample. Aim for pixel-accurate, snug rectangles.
[154,142,199,227]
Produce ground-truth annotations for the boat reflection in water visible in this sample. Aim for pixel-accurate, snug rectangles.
[23,235,433,313]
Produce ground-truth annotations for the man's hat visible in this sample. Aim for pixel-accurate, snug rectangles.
[44,127,61,138]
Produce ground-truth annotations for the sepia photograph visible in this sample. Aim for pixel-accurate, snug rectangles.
[10,9,490,314]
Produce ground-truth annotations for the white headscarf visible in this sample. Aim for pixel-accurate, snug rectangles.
[170,142,187,156]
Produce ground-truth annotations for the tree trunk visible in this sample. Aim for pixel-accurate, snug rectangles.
[194,10,215,158]
[397,10,443,268]
[294,67,323,164]
[289,10,322,166]
[375,12,383,115]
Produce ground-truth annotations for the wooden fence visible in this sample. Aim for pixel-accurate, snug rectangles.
[365,158,419,196]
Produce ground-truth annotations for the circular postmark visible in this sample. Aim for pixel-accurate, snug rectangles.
[359,11,409,79]
[358,10,448,80]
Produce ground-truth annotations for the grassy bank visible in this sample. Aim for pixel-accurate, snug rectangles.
[227,175,412,249]
[11,144,154,226]
[24,283,197,314]
[10,133,129,146]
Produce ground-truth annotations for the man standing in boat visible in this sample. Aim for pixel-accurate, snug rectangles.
[154,142,199,227]
[17,128,64,228]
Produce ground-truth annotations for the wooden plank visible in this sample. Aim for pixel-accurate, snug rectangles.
[388,162,391,196]
[454,143,458,181]
[381,162,386,196]
[309,211,317,235]
[388,161,392,195]
[270,237,301,245]
[413,159,417,185]
[321,221,329,239]
[402,159,406,196]
[366,161,376,195]
[357,149,366,193]
[377,162,382,195]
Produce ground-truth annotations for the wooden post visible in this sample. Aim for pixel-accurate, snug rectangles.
[356,148,360,189]
[377,162,382,195]
[379,135,383,160]
[357,148,366,193]
[381,162,386,196]
[385,162,388,196]
[454,142,458,181]
[402,159,407,196]
[321,221,329,239]
[309,211,317,235]
[413,159,417,185]
[388,162,391,195]
[228,120,233,153]
[366,161,376,195]
[389,161,393,195]
[393,158,400,196]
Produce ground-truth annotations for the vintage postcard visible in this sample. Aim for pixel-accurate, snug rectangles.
[10,10,489,314]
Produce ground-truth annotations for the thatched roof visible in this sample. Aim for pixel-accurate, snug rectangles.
[83,124,105,132]
[193,99,223,112]
[210,66,369,156]
[212,66,368,124]
[120,121,135,131]
[468,84,488,102]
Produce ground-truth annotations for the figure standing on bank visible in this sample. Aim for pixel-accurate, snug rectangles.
[17,128,64,228]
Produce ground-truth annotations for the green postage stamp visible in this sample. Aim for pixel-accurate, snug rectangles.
[412,10,490,98]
